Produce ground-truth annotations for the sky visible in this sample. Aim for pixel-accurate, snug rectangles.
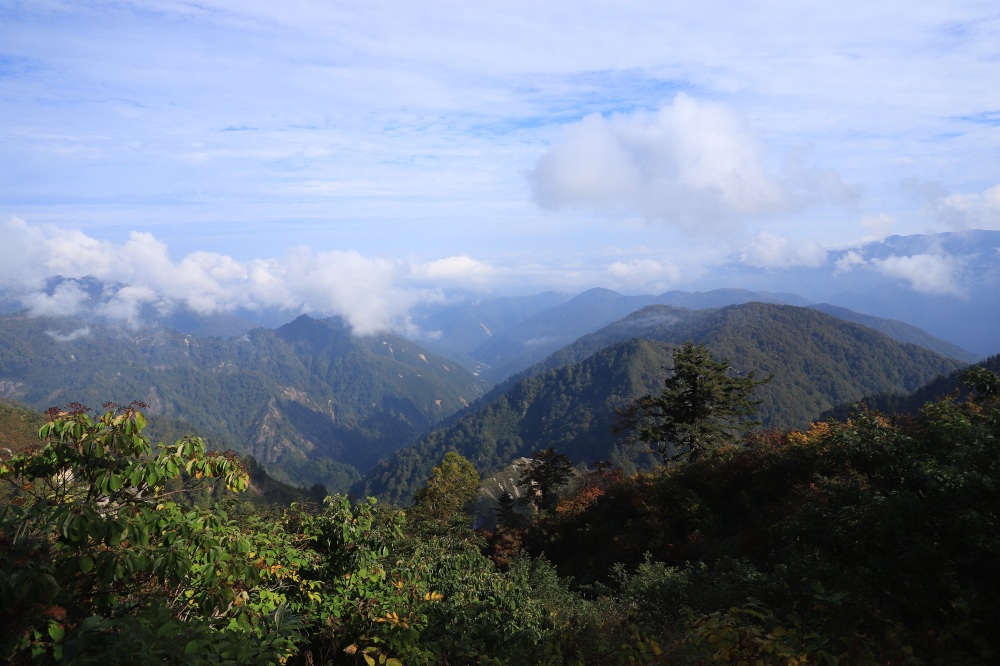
[1,1,999,333]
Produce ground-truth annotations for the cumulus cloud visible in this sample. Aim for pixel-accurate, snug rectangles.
[740,232,828,269]
[0,217,448,335]
[606,258,682,292]
[410,256,497,286]
[871,253,965,297]
[903,179,1000,230]
[529,94,852,232]
[833,249,867,275]
[940,183,1000,230]
[21,280,90,318]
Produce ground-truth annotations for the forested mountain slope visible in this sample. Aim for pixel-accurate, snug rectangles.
[359,303,965,503]
[0,313,483,491]
[466,288,808,384]
[822,353,1000,420]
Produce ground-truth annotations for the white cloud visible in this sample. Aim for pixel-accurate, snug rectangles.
[834,249,867,275]
[740,232,828,269]
[0,218,432,335]
[0,218,52,291]
[871,253,965,297]
[903,180,1000,231]
[46,326,92,342]
[529,94,794,231]
[98,284,159,324]
[0,1,997,274]
[940,183,1000,230]
[21,281,89,318]
[606,259,681,292]
[410,256,497,286]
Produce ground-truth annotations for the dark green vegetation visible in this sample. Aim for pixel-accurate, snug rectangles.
[823,354,1000,421]
[806,303,978,363]
[4,362,999,664]
[617,341,771,463]
[0,399,45,456]
[461,287,813,384]
[0,313,483,492]
[361,303,965,504]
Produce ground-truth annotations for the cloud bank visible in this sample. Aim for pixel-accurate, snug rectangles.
[831,244,966,297]
[0,217,444,335]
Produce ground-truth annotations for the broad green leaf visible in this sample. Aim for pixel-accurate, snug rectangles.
[48,623,65,642]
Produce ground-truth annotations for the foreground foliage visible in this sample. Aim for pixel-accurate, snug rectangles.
[3,361,999,663]
[512,363,1000,663]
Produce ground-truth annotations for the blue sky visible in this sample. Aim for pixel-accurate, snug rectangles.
[1,1,998,333]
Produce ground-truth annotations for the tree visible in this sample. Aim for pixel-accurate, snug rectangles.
[617,341,770,463]
[495,491,518,527]
[0,402,305,664]
[410,451,480,524]
[518,448,575,512]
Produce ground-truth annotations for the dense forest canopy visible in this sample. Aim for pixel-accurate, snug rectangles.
[2,355,999,664]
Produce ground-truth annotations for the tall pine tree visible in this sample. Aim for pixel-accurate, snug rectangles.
[617,341,770,463]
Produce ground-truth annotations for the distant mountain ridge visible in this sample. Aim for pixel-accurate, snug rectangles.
[441,287,811,384]
[359,302,966,504]
[706,230,1000,356]
[411,285,975,385]
[0,313,484,492]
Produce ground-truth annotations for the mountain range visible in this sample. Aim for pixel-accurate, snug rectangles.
[2,231,996,497]
[357,302,966,503]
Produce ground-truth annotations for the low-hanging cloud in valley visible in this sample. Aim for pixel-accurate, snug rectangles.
[871,253,966,297]
[833,249,867,275]
[0,217,451,335]
[528,94,853,232]
[831,240,967,297]
[45,326,92,342]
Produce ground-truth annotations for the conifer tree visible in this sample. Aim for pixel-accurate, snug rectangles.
[495,491,517,527]
[617,341,770,463]
[517,448,574,511]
